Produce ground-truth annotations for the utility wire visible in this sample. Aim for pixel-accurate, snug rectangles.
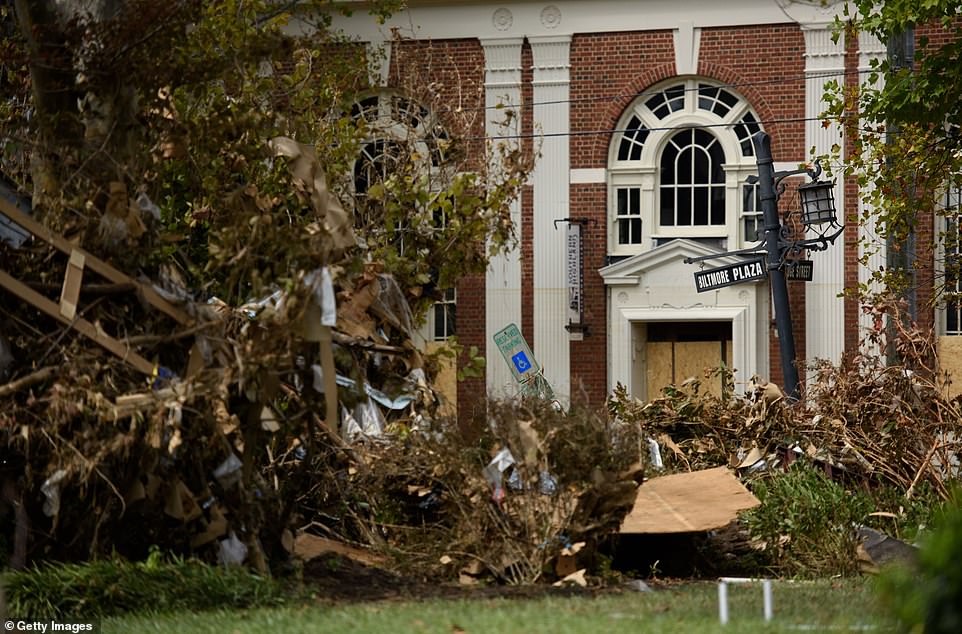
[439,67,875,114]
[470,113,854,142]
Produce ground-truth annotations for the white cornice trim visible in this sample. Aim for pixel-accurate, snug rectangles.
[600,239,754,285]
[326,1,798,42]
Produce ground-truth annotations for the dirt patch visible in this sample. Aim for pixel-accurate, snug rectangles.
[301,554,619,603]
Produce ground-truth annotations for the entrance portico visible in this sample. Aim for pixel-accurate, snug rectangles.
[600,239,770,400]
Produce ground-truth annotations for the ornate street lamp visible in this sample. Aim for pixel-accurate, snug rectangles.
[798,178,837,226]
[684,131,843,400]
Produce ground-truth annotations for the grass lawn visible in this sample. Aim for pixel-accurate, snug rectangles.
[103,578,893,634]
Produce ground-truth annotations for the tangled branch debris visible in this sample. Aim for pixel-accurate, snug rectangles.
[610,295,961,503]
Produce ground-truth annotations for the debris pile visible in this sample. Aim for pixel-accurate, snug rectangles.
[293,398,644,585]
[0,139,642,584]
[0,140,442,572]
[612,298,962,500]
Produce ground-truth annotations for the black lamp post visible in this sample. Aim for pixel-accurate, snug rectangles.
[685,130,843,400]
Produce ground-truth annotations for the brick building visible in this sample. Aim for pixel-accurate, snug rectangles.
[327,1,952,418]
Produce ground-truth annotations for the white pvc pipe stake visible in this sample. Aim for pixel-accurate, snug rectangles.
[717,578,774,625]
[763,579,773,621]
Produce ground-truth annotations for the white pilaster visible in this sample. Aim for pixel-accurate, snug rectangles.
[530,35,572,405]
[803,24,846,365]
[482,37,525,398]
[858,31,887,353]
[365,40,392,87]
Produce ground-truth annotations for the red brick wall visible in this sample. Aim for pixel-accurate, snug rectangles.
[571,24,808,165]
[390,39,486,159]
[456,273,487,429]
[569,184,608,407]
[698,24,806,163]
[843,31,862,352]
[570,30,676,168]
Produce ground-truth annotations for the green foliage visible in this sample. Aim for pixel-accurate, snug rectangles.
[824,1,962,306]
[2,1,531,321]
[744,464,874,578]
[3,549,287,620]
[876,490,962,634]
[745,465,942,579]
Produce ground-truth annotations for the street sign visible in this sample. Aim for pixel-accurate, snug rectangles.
[694,258,767,293]
[785,259,814,282]
[494,323,540,383]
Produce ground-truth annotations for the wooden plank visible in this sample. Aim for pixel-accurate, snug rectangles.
[293,533,385,567]
[0,269,154,375]
[646,341,672,398]
[0,198,192,325]
[621,466,760,534]
[59,249,85,320]
[675,341,723,397]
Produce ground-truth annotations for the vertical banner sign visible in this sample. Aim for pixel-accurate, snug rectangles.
[566,222,584,338]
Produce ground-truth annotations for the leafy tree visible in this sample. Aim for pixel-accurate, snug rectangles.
[1,0,528,311]
[824,1,962,309]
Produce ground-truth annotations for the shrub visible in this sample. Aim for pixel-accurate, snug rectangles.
[744,463,873,577]
[876,491,962,633]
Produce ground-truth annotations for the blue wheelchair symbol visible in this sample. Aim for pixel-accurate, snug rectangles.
[511,351,532,374]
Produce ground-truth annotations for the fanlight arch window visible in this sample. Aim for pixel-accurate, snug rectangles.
[350,92,456,340]
[350,93,449,246]
[608,79,763,256]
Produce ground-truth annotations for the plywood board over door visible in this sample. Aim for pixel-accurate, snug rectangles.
[647,338,732,398]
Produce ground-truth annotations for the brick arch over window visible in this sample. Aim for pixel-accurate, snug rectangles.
[590,63,677,166]
[591,65,777,167]
[696,63,776,134]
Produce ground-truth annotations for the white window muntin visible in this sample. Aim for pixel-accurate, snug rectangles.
[608,79,761,255]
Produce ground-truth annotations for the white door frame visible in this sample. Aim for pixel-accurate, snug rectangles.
[609,306,752,397]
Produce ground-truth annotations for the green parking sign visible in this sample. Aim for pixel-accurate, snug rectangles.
[494,323,539,383]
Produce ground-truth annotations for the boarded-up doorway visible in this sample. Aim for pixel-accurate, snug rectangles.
[643,321,732,399]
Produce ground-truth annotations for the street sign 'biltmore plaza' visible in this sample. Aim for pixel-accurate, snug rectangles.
[694,258,767,292]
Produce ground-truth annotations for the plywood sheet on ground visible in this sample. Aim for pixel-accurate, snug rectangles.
[293,533,386,567]
[620,466,759,534]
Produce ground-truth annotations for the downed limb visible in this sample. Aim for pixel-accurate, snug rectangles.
[0,366,58,398]
[332,331,406,354]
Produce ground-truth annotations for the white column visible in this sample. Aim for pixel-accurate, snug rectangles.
[858,31,887,353]
[482,38,524,398]
[803,25,846,365]
[365,40,392,87]
[530,35,572,405]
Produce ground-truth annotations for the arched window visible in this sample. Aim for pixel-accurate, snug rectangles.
[608,79,762,256]
[350,93,449,253]
[350,92,455,340]
[659,128,726,227]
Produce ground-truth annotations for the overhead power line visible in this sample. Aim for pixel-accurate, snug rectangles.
[470,113,857,142]
[441,67,873,115]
